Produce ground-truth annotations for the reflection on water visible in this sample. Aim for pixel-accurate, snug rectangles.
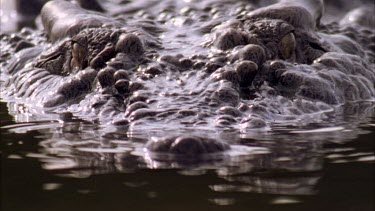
[1,101,374,210]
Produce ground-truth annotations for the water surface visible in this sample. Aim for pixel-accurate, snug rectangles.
[1,101,374,211]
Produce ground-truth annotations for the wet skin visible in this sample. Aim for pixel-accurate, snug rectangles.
[1,0,374,158]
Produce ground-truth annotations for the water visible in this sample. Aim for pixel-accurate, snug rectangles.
[1,0,375,210]
[1,100,374,211]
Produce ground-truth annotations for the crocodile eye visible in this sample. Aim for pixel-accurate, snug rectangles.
[279,32,296,60]
[70,36,88,71]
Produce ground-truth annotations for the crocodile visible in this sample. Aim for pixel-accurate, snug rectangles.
[1,0,374,160]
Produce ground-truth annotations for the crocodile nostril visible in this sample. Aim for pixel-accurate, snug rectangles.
[145,136,230,156]
[170,137,207,155]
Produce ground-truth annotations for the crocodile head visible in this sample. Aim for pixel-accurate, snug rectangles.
[1,0,374,158]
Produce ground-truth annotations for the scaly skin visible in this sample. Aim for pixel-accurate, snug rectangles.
[1,0,374,158]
